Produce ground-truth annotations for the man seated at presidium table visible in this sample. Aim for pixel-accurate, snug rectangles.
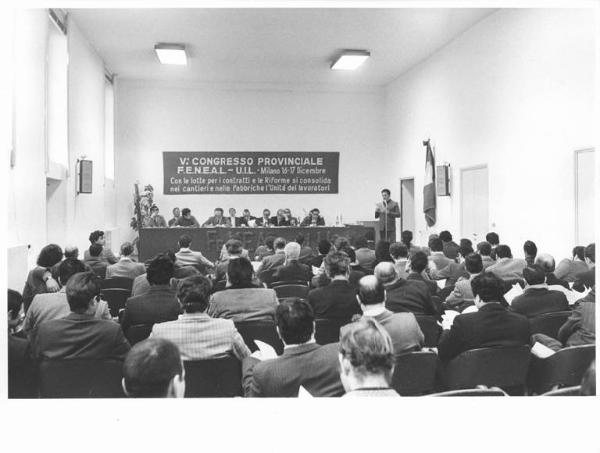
[375,188,401,242]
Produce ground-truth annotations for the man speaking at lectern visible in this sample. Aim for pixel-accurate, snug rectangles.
[375,189,401,242]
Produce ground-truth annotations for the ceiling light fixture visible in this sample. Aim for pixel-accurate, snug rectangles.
[331,50,370,71]
[154,43,188,65]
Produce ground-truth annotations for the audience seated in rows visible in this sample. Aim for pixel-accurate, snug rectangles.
[407,251,439,296]
[510,265,569,318]
[150,274,250,361]
[376,262,438,318]
[476,241,496,270]
[354,236,376,272]
[106,242,146,279]
[439,230,460,261]
[554,246,589,282]
[208,258,278,322]
[389,242,409,279]
[444,253,484,312]
[84,230,118,264]
[339,317,400,397]
[486,244,528,280]
[85,243,108,278]
[24,259,111,340]
[175,234,214,273]
[32,271,130,361]
[572,243,595,292]
[307,251,361,321]
[121,254,180,332]
[357,275,424,355]
[122,338,185,398]
[22,244,63,311]
[272,242,313,283]
[437,272,530,362]
[242,298,344,397]
[430,243,472,286]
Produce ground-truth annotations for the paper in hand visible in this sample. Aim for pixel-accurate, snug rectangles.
[298,386,313,398]
[254,340,278,360]
[503,283,523,305]
[531,342,556,359]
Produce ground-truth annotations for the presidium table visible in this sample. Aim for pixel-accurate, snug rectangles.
[138,225,375,263]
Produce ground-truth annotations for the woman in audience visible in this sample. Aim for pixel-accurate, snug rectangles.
[22,244,63,312]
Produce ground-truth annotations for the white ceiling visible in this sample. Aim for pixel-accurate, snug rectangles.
[68,8,496,88]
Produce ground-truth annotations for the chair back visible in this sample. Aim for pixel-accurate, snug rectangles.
[314,318,351,345]
[39,359,124,398]
[429,388,508,397]
[100,277,134,291]
[527,344,595,395]
[273,284,310,300]
[258,268,278,287]
[126,324,154,345]
[542,385,582,396]
[391,350,439,396]
[184,357,242,397]
[529,311,572,338]
[272,280,309,287]
[234,321,284,355]
[442,345,531,392]
[414,315,442,347]
[100,288,131,317]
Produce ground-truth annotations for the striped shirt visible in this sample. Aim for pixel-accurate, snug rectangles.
[150,312,250,361]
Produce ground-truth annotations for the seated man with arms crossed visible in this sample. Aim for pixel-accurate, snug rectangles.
[437,272,530,362]
[150,275,250,361]
[242,298,344,397]
[122,338,185,398]
[32,272,130,361]
[339,317,400,397]
[357,275,424,355]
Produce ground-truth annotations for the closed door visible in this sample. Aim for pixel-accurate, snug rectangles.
[400,178,415,233]
[575,149,595,245]
[461,165,489,244]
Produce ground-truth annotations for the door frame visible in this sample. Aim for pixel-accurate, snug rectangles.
[399,176,415,234]
[460,164,489,240]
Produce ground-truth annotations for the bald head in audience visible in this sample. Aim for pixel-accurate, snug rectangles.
[122,338,185,398]
[535,253,556,273]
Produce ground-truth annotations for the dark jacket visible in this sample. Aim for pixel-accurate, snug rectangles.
[407,272,439,296]
[242,342,344,397]
[437,303,530,361]
[385,278,438,318]
[121,285,180,332]
[443,241,460,261]
[572,268,595,292]
[308,279,361,320]
[510,287,569,318]
[272,260,312,283]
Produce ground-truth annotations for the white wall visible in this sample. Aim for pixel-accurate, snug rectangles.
[114,82,386,241]
[385,8,596,261]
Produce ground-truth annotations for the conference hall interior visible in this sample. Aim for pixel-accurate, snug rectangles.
[5,5,597,402]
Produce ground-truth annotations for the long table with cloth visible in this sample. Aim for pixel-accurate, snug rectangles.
[138,226,375,262]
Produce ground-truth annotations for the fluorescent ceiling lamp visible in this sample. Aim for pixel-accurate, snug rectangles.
[154,44,188,65]
[331,50,370,70]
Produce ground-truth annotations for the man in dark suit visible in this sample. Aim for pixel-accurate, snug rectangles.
[476,241,496,270]
[311,239,332,268]
[8,289,36,398]
[376,262,438,318]
[430,243,472,286]
[437,272,530,362]
[254,209,272,227]
[242,298,344,397]
[120,254,181,333]
[257,237,287,285]
[534,253,569,289]
[272,242,313,283]
[308,251,361,320]
[84,243,108,278]
[375,188,401,242]
[300,208,326,227]
[84,230,118,264]
[439,231,460,261]
[510,265,569,317]
[238,209,256,227]
[202,207,231,227]
[407,251,439,296]
[572,243,595,292]
[357,275,424,355]
[32,272,130,361]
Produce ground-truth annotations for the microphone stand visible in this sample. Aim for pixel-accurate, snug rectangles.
[383,200,388,241]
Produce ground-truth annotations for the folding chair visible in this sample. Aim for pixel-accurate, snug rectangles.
[542,385,582,396]
[391,350,439,396]
[526,344,595,395]
[273,284,310,300]
[100,277,134,291]
[429,387,508,397]
[184,357,243,397]
[101,288,131,317]
[39,359,125,398]
[126,324,154,345]
[314,318,352,345]
[234,320,284,355]
[414,315,442,347]
[529,311,572,338]
[441,345,531,394]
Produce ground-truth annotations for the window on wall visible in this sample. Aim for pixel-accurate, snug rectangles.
[46,9,68,172]
[104,77,114,181]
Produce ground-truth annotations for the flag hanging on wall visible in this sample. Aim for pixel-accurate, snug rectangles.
[423,140,436,227]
